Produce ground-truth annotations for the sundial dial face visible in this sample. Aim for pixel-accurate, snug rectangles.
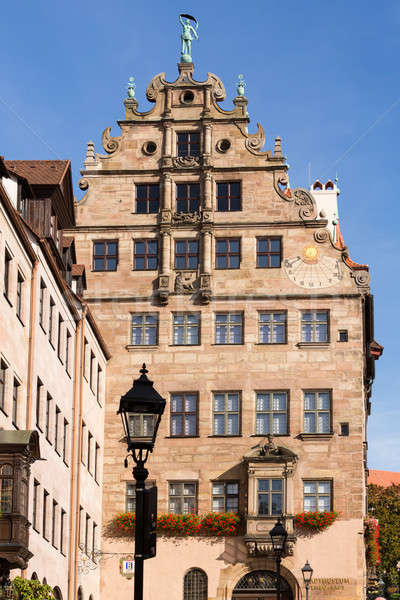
[284,245,342,289]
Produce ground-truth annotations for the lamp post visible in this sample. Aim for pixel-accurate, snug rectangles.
[269,517,288,600]
[118,364,166,600]
[301,561,313,600]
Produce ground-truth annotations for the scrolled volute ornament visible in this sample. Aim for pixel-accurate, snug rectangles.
[314,229,331,244]
[352,270,370,287]
[100,126,122,156]
[236,122,266,155]
[293,188,318,221]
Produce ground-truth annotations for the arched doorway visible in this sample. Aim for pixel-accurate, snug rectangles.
[232,570,293,600]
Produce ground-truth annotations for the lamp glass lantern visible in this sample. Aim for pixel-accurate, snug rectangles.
[118,364,166,452]
[301,561,313,584]
[269,517,288,555]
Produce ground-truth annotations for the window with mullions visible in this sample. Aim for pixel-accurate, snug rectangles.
[136,184,160,214]
[301,310,329,343]
[213,392,240,436]
[0,464,13,513]
[93,241,118,272]
[175,240,199,270]
[212,482,239,513]
[258,312,286,344]
[256,392,288,435]
[215,313,243,344]
[215,238,240,269]
[304,480,332,512]
[303,390,331,434]
[170,393,198,437]
[125,481,155,512]
[16,272,24,320]
[257,479,283,516]
[4,249,11,298]
[217,182,241,211]
[128,413,155,441]
[12,379,19,427]
[173,314,200,345]
[257,238,282,268]
[0,361,7,413]
[176,183,200,213]
[131,314,158,346]
[169,482,197,514]
[184,569,207,600]
[177,132,200,157]
[134,240,158,270]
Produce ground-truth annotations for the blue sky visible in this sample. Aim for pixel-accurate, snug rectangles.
[1,0,398,469]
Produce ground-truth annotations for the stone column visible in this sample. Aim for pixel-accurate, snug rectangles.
[163,122,172,157]
[204,123,212,156]
[162,174,172,211]
[161,231,171,274]
[202,230,212,274]
[203,172,212,210]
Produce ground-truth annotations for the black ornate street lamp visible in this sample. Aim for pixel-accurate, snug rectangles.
[118,364,166,600]
[270,517,288,600]
[301,560,313,600]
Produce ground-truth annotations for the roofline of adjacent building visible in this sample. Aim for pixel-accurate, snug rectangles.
[0,181,37,264]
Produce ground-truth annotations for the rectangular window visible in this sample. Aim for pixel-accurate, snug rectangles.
[301,310,329,343]
[136,184,160,214]
[92,522,97,560]
[304,390,331,434]
[4,249,11,298]
[215,313,243,345]
[213,392,240,436]
[81,422,86,465]
[94,443,99,483]
[16,271,24,319]
[88,432,93,474]
[169,482,197,514]
[96,365,102,405]
[257,479,283,516]
[83,338,88,379]
[217,182,241,211]
[33,480,39,531]
[304,480,332,512]
[12,378,19,427]
[339,329,348,342]
[35,378,42,429]
[134,240,158,270]
[60,509,66,555]
[90,351,95,391]
[215,238,240,269]
[256,392,288,435]
[39,279,46,328]
[258,312,287,344]
[125,481,155,512]
[257,237,282,268]
[52,500,58,547]
[131,314,158,346]
[49,298,55,345]
[176,183,200,213]
[55,406,61,454]
[43,490,49,540]
[57,315,63,360]
[170,393,198,437]
[85,514,90,555]
[177,132,200,157]
[175,239,199,270]
[46,393,52,441]
[63,419,69,464]
[0,360,7,413]
[65,330,71,373]
[93,241,118,271]
[212,482,239,513]
[173,313,200,345]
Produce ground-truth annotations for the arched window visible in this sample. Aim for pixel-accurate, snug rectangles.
[88,595,94,600]
[43,578,47,586]
[77,586,84,600]
[325,181,334,190]
[233,570,291,593]
[31,573,38,581]
[313,181,323,190]
[0,464,13,513]
[183,568,207,600]
[53,587,63,600]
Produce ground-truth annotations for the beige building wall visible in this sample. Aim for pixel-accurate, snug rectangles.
[71,62,376,600]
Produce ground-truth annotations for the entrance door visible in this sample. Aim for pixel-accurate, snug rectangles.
[232,570,293,600]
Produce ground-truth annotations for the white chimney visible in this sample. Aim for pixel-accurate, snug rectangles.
[310,179,340,241]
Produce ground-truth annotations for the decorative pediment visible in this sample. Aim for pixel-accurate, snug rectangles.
[243,435,297,464]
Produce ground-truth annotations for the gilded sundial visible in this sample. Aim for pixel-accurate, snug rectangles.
[284,245,342,289]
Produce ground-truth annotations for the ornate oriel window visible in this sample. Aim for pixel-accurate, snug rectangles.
[183,568,207,600]
[0,464,13,513]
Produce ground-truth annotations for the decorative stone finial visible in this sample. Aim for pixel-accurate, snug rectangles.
[84,140,95,166]
[140,363,148,375]
[179,14,198,63]
[274,136,283,157]
[237,74,246,97]
[127,77,136,98]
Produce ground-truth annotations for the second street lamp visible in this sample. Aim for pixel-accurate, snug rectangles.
[269,517,288,600]
[118,364,166,600]
[301,560,313,600]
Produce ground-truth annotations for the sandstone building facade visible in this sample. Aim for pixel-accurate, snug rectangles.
[0,159,109,600]
[70,61,381,600]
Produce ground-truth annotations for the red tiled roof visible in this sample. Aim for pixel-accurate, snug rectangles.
[334,219,369,270]
[4,160,70,186]
[72,264,85,277]
[368,470,400,487]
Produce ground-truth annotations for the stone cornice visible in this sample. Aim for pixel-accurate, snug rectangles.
[82,292,362,303]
